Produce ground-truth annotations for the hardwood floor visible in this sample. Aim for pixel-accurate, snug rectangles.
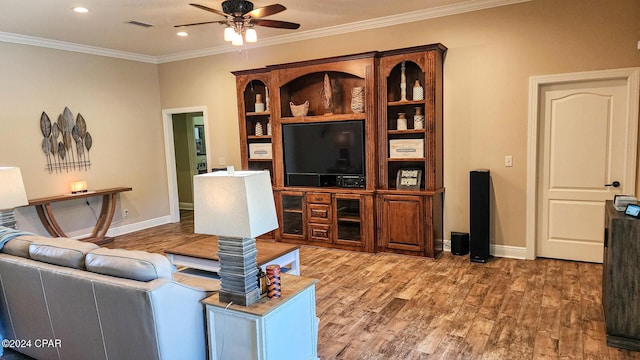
[106,210,640,360]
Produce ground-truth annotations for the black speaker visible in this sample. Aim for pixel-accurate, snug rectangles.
[470,169,490,263]
[451,232,469,255]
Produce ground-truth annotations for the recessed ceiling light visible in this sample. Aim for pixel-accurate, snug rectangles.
[177,31,188,37]
[73,7,89,13]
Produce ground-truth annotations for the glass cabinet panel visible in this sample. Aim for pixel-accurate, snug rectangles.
[336,198,361,242]
[281,194,303,236]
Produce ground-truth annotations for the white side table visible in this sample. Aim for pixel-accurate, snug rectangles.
[203,274,319,360]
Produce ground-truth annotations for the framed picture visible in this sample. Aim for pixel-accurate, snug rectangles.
[396,168,422,190]
[195,125,206,156]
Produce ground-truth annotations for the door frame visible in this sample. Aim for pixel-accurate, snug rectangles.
[525,67,640,260]
[162,106,210,223]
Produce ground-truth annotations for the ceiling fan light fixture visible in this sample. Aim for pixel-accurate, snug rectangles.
[231,31,244,46]
[245,28,257,43]
[224,26,235,42]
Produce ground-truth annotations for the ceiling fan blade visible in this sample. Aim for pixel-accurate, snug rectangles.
[252,19,300,30]
[245,4,286,19]
[189,3,228,18]
[174,20,222,28]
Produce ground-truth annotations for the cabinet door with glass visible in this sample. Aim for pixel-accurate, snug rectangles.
[333,194,374,252]
[278,191,305,241]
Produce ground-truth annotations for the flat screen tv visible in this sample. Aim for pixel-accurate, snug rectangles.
[282,120,365,187]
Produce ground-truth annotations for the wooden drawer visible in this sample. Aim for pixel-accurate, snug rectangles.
[306,193,331,204]
[308,204,330,223]
[309,223,331,242]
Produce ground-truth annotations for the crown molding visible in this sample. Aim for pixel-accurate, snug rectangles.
[0,0,530,64]
[0,31,158,64]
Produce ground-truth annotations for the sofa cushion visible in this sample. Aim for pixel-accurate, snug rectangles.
[29,238,99,269]
[85,248,172,281]
[2,235,43,258]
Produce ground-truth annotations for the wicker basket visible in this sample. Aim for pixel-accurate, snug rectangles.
[290,101,309,117]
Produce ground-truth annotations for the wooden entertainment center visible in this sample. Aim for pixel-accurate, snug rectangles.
[233,44,445,258]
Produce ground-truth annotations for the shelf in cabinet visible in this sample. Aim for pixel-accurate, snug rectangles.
[248,158,272,162]
[388,157,425,162]
[283,209,303,214]
[246,111,271,116]
[247,135,272,140]
[388,129,425,135]
[338,215,361,223]
[280,113,366,123]
[387,100,425,107]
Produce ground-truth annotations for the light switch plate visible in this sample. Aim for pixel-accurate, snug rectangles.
[505,155,513,167]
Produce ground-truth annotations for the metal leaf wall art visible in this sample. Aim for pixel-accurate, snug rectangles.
[40,107,92,173]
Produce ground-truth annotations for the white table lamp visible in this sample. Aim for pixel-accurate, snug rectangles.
[193,169,277,306]
[0,167,29,229]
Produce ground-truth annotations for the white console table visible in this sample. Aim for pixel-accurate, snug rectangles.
[202,274,319,360]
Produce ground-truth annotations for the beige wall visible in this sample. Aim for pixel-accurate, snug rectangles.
[0,43,167,236]
[1,0,637,246]
[158,0,640,248]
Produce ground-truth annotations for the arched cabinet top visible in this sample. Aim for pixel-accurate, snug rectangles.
[271,51,377,86]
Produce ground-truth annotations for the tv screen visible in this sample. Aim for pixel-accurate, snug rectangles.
[282,121,365,178]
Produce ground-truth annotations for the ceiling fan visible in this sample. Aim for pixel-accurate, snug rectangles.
[175,1,300,45]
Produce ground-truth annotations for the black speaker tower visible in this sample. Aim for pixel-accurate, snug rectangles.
[470,169,490,263]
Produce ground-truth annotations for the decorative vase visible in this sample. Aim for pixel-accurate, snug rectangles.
[397,113,407,130]
[400,61,407,102]
[255,93,265,112]
[266,120,272,136]
[290,101,309,117]
[255,122,263,136]
[413,80,424,101]
[321,73,333,114]
[351,86,365,113]
[413,107,424,130]
[266,264,281,298]
[265,87,270,111]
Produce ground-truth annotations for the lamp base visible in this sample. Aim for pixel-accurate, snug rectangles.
[219,287,261,306]
[217,236,260,306]
[0,209,17,229]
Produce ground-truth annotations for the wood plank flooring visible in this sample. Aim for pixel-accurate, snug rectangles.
[105,211,640,360]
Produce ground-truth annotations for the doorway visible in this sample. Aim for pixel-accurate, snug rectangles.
[162,106,210,223]
[172,112,206,211]
[526,68,639,261]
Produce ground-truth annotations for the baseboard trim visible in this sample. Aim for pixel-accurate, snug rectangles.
[62,216,173,240]
[443,239,526,259]
[106,216,172,238]
[179,202,193,210]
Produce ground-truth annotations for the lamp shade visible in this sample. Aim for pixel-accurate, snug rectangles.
[0,167,28,210]
[193,170,277,239]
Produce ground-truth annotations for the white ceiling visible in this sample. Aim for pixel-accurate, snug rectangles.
[0,0,528,62]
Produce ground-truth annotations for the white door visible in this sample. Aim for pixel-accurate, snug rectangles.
[534,69,639,263]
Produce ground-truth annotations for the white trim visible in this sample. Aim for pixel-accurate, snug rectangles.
[443,239,526,259]
[0,32,158,64]
[63,216,172,240]
[0,0,531,64]
[162,106,210,223]
[526,67,640,260]
[179,202,194,211]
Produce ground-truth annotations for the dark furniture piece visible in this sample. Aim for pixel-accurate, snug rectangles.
[603,200,640,350]
[470,169,490,263]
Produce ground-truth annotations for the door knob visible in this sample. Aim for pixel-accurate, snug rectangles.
[605,181,621,188]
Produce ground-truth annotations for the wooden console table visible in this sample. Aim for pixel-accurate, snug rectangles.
[28,187,132,244]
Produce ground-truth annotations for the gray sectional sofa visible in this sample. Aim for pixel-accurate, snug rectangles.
[0,235,212,360]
